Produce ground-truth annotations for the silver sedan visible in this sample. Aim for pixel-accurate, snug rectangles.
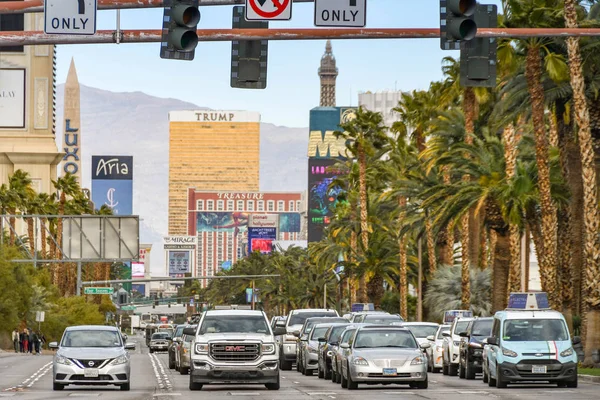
[338,326,430,390]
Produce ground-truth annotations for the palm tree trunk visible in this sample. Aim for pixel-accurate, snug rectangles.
[40,217,47,259]
[439,169,454,266]
[492,229,510,312]
[27,217,34,254]
[425,218,436,275]
[524,46,561,310]
[350,230,358,304]
[488,229,497,295]
[563,0,600,363]
[460,87,476,309]
[8,212,16,246]
[503,124,521,296]
[478,218,488,270]
[398,196,408,320]
[358,146,369,303]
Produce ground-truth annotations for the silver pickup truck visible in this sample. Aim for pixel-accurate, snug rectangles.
[184,308,286,391]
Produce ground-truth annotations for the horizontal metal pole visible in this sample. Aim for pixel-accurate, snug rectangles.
[10,259,137,263]
[82,274,280,285]
[0,0,315,14]
[1,28,600,46]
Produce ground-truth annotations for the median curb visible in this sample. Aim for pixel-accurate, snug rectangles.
[579,374,600,383]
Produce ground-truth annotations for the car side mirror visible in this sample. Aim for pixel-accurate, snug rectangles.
[273,327,286,336]
[482,338,488,344]
[275,321,286,328]
[487,337,498,346]
[183,327,196,336]
[442,331,451,338]
[426,335,435,341]
[49,342,58,349]
[125,343,135,350]
[300,335,308,341]
[318,338,326,343]
[572,336,582,345]
[420,342,432,349]
[340,343,350,349]
[292,330,301,338]
[458,331,469,338]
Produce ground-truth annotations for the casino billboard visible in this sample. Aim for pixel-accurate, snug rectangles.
[91,156,133,215]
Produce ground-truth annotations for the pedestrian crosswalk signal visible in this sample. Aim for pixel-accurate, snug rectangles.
[160,0,200,60]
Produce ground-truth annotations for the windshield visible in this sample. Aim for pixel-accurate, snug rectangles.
[454,320,470,334]
[61,330,122,348]
[437,326,451,339]
[503,319,568,342]
[363,315,403,324]
[404,325,439,338]
[199,315,269,334]
[329,326,349,343]
[310,327,329,340]
[152,332,170,340]
[354,330,418,349]
[174,325,185,338]
[289,312,337,326]
[472,320,493,337]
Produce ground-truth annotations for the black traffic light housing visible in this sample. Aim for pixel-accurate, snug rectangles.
[440,0,478,50]
[160,0,200,60]
[460,4,497,87]
[231,6,269,89]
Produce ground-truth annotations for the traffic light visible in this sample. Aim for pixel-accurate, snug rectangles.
[160,0,200,60]
[460,4,497,87]
[231,6,269,89]
[440,0,477,50]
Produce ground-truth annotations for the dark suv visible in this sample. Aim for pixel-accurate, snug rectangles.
[458,317,493,379]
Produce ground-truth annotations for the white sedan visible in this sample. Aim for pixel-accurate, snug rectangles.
[428,324,450,373]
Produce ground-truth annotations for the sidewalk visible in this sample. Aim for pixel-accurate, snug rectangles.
[579,374,600,384]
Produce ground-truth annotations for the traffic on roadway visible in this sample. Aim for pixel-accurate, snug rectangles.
[0,293,597,400]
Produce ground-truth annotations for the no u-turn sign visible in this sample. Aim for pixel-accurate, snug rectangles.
[245,0,292,21]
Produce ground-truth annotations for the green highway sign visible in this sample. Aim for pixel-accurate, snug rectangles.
[121,305,136,311]
[84,287,114,295]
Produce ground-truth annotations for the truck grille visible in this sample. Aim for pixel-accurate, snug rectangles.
[210,343,260,362]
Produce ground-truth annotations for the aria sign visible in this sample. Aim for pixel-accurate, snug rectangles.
[91,156,133,215]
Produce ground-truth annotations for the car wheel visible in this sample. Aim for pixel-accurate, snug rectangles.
[265,374,280,390]
[53,382,64,391]
[496,366,507,388]
[340,367,348,388]
[168,353,175,369]
[180,366,188,375]
[318,364,324,379]
[149,349,154,353]
[324,366,331,380]
[347,363,358,390]
[465,359,476,380]
[331,368,337,382]
[566,376,578,388]
[449,363,458,376]
[279,352,292,371]
[189,377,203,391]
[459,361,466,379]
[442,355,449,375]
[120,382,130,391]
[482,366,489,383]
[305,367,313,376]
[416,377,428,389]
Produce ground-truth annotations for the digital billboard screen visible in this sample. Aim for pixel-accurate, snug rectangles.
[308,158,344,243]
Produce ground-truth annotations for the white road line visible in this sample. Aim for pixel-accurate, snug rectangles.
[68,394,101,397]
[153,353,172,390]
[383,391,416,395]
[229,393,261,396]
[149,353,165,390]
[152,394,182,397]
[3,361,52,391]
[308,393,337,396]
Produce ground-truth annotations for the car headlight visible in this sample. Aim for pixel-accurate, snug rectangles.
[411,355,427,365]
[352,357,369,366]
[502,348,518,357]
[195,343,208,354]
[470,342,482,348]
[262,343,276,354]
[55,355,72,365]
[560,347,574,357]
[110,354,128,365]
[308,346,318,354]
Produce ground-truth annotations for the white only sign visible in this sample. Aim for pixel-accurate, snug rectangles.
[44,0,97,35]
[314,0,367,27]
[245,0,292,21]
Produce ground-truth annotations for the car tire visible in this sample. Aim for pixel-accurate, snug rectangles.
[149,349,154,353]
[566,375,578,388]
[459,361,466,379]
[496,366,507,388]
[442,355,449,375]
[347,364,358,390]
[465,360,476,380]
[305,368,313,376]
[169,353,175,369]
[449,363,458,376]
[180,366,188,375]
[279,352,292,371]
[415,377,428,389]
[331,368,337,383]
[482,366,489,383]
[120,382,130,391]
[324,366,331,380]
[433,367,441,373]
[318,364,324,379]
[341,368,348,388]
[189,377,203,391]
[52,382,64,391]
[265,374,280,390]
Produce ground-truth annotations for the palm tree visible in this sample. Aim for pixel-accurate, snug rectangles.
[7,170,34,246]
[52,173,81,260]
[334,107,389,304]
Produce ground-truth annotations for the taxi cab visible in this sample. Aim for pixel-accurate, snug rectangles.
[483,292,580,388]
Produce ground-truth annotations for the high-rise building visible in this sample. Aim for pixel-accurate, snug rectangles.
[187,189,304,286]
[168,111,260,235]
[0,12,62,193]
[358,91,403,129]
[319,41,338,107]
[61,59,82,183]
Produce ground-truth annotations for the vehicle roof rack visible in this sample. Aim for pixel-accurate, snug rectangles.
[506,292,551,311]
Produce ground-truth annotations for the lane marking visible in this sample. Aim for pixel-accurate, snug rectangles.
[229,393,261,396]
[153,394,182,397]
[148,353,166,390]
[68,395,101,397]
[308,393,337,396]
[3,361,52,392]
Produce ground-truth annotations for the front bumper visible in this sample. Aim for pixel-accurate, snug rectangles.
[498,361,577,382]
[281,342,297,361]
[150,343,169,351]
[305,352,319,370]
[466,350,484,371]
[348,363,427,384]
[53,362,130,386]
[190,357,279,384]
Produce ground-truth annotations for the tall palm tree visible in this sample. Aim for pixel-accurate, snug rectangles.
[52,173,80,260]
[8,170,34,246]
[335,107,389,304]
[563,0,600,363]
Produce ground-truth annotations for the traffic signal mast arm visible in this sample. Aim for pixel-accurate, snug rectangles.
[2,28,600,46]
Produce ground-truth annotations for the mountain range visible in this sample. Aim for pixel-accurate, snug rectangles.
[54,84,309,274]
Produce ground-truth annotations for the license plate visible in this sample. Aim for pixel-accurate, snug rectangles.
[383,368,397,376]
[84,368,99,378]
[532,365,547,374]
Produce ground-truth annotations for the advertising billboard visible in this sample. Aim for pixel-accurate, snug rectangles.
[249,214,278,228]
[131,284,146,297]
[279,213,301,233]
[248,227,277,254]
[196,212,249,234]
[91,156,133,215]
[168,250,191,277]
[131,262,145,278]
[308,158,344,242]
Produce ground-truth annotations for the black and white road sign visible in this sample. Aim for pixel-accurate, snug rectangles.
[245,0,292,21]
[44,0,97,35]
[315,0,367,27]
